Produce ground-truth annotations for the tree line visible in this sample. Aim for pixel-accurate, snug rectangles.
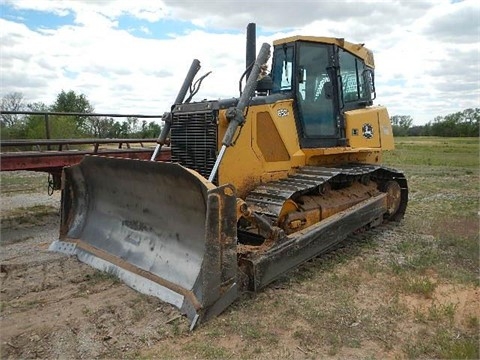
[0,91,161,140]
[390,108,479,137]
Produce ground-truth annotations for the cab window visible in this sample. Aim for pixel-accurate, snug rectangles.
[339,49,371,104]
[271,46,294,93]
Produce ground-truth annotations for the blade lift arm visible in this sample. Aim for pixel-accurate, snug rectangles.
[208,43,271,182]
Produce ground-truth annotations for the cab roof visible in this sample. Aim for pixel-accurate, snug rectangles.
[273,35,375,68]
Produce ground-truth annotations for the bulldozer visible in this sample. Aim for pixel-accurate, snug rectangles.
[50,24,408,329]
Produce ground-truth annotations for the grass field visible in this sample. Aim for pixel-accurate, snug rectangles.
[1,136,478,359]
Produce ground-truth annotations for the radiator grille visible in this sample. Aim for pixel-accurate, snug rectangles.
[171,110,218,180]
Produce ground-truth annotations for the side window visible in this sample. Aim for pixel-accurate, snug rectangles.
[280,61,293,90]
[339,49,371,103]
[272,46,294,93]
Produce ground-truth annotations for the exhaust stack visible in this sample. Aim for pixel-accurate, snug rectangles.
[246,23,256,81]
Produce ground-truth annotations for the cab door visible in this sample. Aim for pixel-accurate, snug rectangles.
[295,42,340,148]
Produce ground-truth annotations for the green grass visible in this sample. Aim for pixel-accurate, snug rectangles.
[84,269,121,285]
[405,327,479,359]
[183,342,230,359]
[3,204,57,219]
[383,137,479,285]
[401,276,437,298]
[0,204,58,233]
[0,171,49,194]
[381,137,480,359]
[383,136,479,168]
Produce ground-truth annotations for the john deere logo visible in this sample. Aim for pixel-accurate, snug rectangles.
[362,123,374,139]
[277,108,289,117]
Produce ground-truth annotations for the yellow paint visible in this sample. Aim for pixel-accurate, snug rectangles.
[345,106,394,150]
[303,149,382,166]
[218,100,305,198]
[218,102,392,198]
[255,112,290,162]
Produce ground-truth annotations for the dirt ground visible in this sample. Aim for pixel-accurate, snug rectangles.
[0,191,189,359]
[1,165,478,359]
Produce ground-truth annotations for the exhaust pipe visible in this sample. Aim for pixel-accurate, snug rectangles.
[245,23,256,81]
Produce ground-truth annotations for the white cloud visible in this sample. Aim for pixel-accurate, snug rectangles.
[0,0,479,125]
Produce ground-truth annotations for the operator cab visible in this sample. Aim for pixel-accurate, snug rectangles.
[269,36,376,148]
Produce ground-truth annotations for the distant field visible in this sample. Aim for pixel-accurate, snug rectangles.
[1,136,479,359]
[384,136,479,168]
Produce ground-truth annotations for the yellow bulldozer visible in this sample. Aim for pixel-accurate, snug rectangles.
[50,24,408,329]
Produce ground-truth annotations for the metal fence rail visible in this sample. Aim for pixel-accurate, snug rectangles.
[0,110,171,193]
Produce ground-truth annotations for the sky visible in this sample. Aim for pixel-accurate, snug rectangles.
[0,0,479,125]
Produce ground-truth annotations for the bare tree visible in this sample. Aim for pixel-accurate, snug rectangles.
[1,92,26,127]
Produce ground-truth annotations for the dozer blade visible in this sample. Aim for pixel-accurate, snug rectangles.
[50,156,238,329]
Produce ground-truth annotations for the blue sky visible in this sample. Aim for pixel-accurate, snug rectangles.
[0,0,478,124]
[1,6,75,29]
